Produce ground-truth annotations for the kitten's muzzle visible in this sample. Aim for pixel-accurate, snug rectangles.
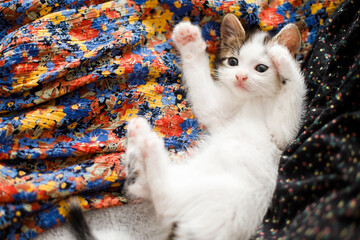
[235,74,248,89]
[236,73,248,82]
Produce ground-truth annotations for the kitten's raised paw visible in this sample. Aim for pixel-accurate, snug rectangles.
[268,45,293,79]
[172,21,206,56]
[172,21,201,46]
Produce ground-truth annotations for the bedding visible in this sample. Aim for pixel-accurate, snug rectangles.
[0,0,355,239]
[260,0,360,239]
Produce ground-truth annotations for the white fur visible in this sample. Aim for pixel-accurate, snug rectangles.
[93,230,132,240]
[122,21,306,240]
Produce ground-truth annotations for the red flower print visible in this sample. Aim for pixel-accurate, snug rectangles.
[155,115,184,137]
[69,19,99,41]
[259,7,284,28]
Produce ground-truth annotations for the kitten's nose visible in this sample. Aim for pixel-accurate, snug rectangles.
[236,74,248,82]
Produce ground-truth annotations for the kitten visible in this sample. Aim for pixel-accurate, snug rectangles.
[68,14,306,240]
[124,14,306,239]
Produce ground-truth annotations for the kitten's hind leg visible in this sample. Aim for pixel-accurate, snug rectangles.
[124,118,170,203]
[124,119,151,199]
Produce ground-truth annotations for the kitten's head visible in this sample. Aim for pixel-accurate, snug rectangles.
[215,14,301,99]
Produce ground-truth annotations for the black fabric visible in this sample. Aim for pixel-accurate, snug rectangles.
[257,0,360,239]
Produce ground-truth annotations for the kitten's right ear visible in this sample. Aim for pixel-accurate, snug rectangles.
[220,14,246,42]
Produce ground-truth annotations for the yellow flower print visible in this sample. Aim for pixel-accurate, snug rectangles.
[229,5,242,17]
[7,101,14,108]
[145,0,159,8]
[310,2,323,15]
[102,70,111,77]
[12,65,47,92]
[259,21,273,31]
[38,180,56,191]
[79,43,88,52]
[137,78,162,108]
[105,171,118,182]
[128,15,139,24]
[58,197,88,218]
[67,122,78,130]
[143,9,173,36]
[20,107,66,132]
[40,6,52,16]
[114,66,125,76]
[51,13,66,25]
[120,108,139,121]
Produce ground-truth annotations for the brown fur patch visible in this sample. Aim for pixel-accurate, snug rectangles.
[214,35,242,67]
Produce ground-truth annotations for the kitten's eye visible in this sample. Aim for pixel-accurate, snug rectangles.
[227,57,238,66]
[255,64,268,73]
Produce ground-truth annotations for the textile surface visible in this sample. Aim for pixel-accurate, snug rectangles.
[0,0,346,239]
[260,0,360,239]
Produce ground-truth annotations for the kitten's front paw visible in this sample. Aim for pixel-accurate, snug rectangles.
[269,45,294,82]
[172,21,207,57]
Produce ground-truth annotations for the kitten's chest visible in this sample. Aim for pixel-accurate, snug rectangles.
[197,125,277,168]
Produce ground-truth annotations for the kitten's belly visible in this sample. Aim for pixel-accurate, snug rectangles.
[168,126,279,208]
[165,153,277,239]
[160,118,280,238]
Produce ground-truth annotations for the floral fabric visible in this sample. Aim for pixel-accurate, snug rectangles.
[0,0,342,239]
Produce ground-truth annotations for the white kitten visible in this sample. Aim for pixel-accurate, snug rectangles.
[68,14,306,240]
[124,14,306,240]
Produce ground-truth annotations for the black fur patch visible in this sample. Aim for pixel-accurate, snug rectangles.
[125,153,140,186]
[167,222,178,240]
[127,169,139,185]
[68,201,97,240]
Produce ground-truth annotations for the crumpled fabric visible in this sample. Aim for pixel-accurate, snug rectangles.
[258,0,360,239]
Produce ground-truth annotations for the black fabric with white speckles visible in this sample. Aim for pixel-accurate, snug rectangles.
[256,0,360,239]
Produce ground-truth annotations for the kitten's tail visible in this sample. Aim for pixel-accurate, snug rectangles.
[67,198,97,240]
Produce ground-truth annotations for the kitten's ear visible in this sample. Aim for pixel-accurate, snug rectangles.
[272,24,301,56]
[220,14,246,42]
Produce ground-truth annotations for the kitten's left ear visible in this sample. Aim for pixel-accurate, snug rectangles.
[220,14,246,42]
[272,24,301,56]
